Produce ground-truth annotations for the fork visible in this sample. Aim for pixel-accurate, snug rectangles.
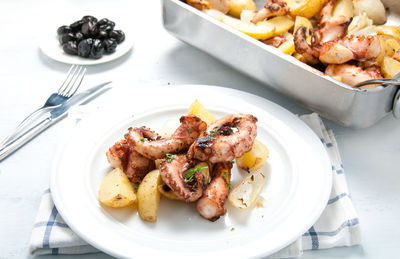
[0,64,86,146]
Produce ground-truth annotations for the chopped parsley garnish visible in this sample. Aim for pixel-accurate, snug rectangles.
[223,172,231,188]
[140,138,145,142]
[184,165,208,183]
[230,227,235,231]
[231,160,235,164]
[165,153,176,162]
[209,130,220,134]
[187,127,192,133]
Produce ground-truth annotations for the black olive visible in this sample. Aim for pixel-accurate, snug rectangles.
[81,20,98,37]
[75,32,84,43]
[82,15,97,23]
[97,30,108,40]
[62,41,78,55]
[69,20,84,32]
[98,24,113,33]
[57,25,71,36]
[90,39,104,59]
[59,32,75,45]
[109,30,125,44]
[103,38,117,54]
[107,20,115,29]
[97,18,109,26]
[78,38,93,58]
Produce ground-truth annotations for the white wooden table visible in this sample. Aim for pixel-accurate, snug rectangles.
[0,0,399,258]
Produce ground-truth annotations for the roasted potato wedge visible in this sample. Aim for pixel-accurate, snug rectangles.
[188,99,217,125]
[264,16,294,37]
[236,139,269,172]
[221,15,275,40]
[377,36,400,65]
[203,8,225,21]
[332,0,353,19]
[98,168,137,208]
[158,117,181,138]
[158,183,183,201]
[228,171,266,209]
[376,26,400,42]
[285,0,325,19]
[277,33,295,55]
[381,56,400,78]
[228,0,257,18]
[137,169,162,222]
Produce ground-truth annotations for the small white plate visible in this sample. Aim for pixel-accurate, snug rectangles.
[39,23,133,65]
[51,85,332,258]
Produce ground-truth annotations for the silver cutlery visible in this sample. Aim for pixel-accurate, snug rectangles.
[0,64,86,146]
[354,72,400,88]
[0,81,112,162]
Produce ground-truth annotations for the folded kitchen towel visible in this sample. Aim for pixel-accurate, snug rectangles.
[29,113,362,257]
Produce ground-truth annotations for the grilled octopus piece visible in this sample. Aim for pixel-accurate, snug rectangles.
[197,162,232,221]
[188,114,257,164]
[106,139,155,183]
[251,0,289,23]
[160,155,205,202]
[126,115,207,160]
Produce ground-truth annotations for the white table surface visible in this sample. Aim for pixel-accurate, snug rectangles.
[0,0,399,258]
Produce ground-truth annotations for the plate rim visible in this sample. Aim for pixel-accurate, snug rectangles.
[50,84,332,258]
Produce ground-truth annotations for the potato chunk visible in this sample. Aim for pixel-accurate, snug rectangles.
[236,139,269,171]
[285,0,325,19]
[381,56,400,79]
[264,16,294,37]
[99,168,137,208]
[188,99,217,125]
[221,15,275,40]
[332,0,353,19]
[137,169,162,222]
[228,171,266,209]
[228,0,257,18]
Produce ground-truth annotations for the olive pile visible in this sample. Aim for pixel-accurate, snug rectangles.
[57,15,125,59]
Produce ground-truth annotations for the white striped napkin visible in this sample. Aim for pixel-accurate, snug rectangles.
[29,113,362,257]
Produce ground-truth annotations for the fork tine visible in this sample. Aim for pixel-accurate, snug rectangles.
[65,67,86,97]
[57,64,78,95]
[59,65,82,96]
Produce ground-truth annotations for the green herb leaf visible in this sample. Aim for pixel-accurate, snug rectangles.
[223,172,231,188]
[230,227,235,231]
[231,160,235,164]
[165,153,176,163]
[209,130,220,134]
[184,165,208,183]
[140,138,145,142]
[187,127,192,133]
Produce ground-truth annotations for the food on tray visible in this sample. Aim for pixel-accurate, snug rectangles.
[228,0,257,18]
[189,0,400,87]
[99,100,269,222]
[57,15,125,59]
[98,168,137,208]
[137,169,162,222]
[228,171,266,209]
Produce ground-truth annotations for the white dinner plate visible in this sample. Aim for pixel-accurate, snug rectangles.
[39,19,133,65]
[51,85,332,258]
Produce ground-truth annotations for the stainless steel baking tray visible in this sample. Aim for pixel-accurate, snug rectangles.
[162,0,400,128]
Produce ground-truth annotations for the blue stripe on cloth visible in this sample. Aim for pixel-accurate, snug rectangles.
[43,205,58,248]
[304,218,359,237]
[331,165,344,175]
[52,248,59,255]
[43,188,51,194]
[308,226,319,250]
[320,138,333,148]
[34,221,69,228]
[328,193,348,205]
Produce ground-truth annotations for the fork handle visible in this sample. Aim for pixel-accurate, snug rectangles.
[0,106,55,147]
[0,117,52,162]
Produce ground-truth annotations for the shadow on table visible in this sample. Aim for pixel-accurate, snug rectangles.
[28,253,113,259]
